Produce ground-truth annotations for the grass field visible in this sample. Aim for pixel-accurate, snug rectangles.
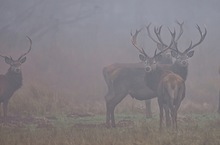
[0,84,220,145]
[0,113,220,145]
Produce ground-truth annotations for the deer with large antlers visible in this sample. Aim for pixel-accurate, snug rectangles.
[139,50,185,131]
[103,22,184,127]
[134,24,207,130]
[0,36,32,117]
[135,30,185,130]
[144,21,184,115]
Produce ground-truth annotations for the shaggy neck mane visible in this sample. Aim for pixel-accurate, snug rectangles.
[6,68,23,91]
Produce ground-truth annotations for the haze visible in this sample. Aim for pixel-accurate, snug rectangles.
[0,0,219,109]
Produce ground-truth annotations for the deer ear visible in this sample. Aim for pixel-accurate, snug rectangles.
[139,54,146,62]
[20,57,26,63]
[187,51,194,58]
[5,57,12,64]
[171,50,178,58]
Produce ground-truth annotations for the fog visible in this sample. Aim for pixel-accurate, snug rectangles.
[0,0,219,105]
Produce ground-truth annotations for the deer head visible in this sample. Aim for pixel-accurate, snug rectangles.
[0,36,32,74]
[131,27,175,72]
[145,21,184,63]
[170,24,207,67]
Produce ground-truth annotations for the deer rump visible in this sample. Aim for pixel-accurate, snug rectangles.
[157,72,185,111]
[145,67,185,130]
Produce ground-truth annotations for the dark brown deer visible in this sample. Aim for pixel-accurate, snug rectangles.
[103,22,184,127]
[136,25,207,130]
[144,21,184,116]
[0,36,32,117]
[136,37,185,131]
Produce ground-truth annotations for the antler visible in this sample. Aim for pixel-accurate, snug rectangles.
[131,26,175,60]
[18,36,32,60]
[154,25,167,47]
[183,24,207,53]
[175,20,184,42]
[131,28,149,58]
[146,22,182,51]
[146,23,161,45]
[154,30,176,58]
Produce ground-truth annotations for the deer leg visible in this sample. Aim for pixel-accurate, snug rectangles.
[158,99,164,131]
[106,102,111,128]
[174,110,178,131]
[164,104,171,128]
[3,100,9,118]
[145,100,152,118]
[110,107,116,127]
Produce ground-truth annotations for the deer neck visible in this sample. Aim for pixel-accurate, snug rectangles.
[144,67,165,92]
[6,69,23,90]
[171,61,188,81]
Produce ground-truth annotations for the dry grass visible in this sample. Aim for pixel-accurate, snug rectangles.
[0,82,219,145]
[0,113,220,145]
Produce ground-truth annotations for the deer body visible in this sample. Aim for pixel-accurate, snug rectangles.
[145,66,185,130]
[135,24,206,131]
[0,69,23,117]
[104,63,156,127]
[0,36,32,117]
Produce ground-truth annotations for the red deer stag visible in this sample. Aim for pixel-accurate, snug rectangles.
[141,50,185,131]
[135,24,207,130]
[135,33,185,131]
[0,36,32,117]
[167,24,207,81]
[103,22,184,128]
[144,21,184,116]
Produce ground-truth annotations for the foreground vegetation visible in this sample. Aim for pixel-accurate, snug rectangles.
[0,113,220,145]
[0,83,219,145]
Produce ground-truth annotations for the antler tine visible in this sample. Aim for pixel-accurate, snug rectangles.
[184,24,207,53]
[131,28,149,58]
[154,29,176,58]
[145,23,160,44]
[175,20,184,42]
[168,27,179,52]
[18,36,32,60]
[154,25,167,47]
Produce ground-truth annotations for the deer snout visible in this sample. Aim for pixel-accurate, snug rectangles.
[145,66,152,72]
[15,68,21,73]
[166,53,172,58]
[181,60,188,66]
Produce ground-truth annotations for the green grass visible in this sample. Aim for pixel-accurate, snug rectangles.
[0,113,220,145]
[0,83,220,145]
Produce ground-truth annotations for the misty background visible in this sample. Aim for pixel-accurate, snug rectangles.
[0,0,219,111]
